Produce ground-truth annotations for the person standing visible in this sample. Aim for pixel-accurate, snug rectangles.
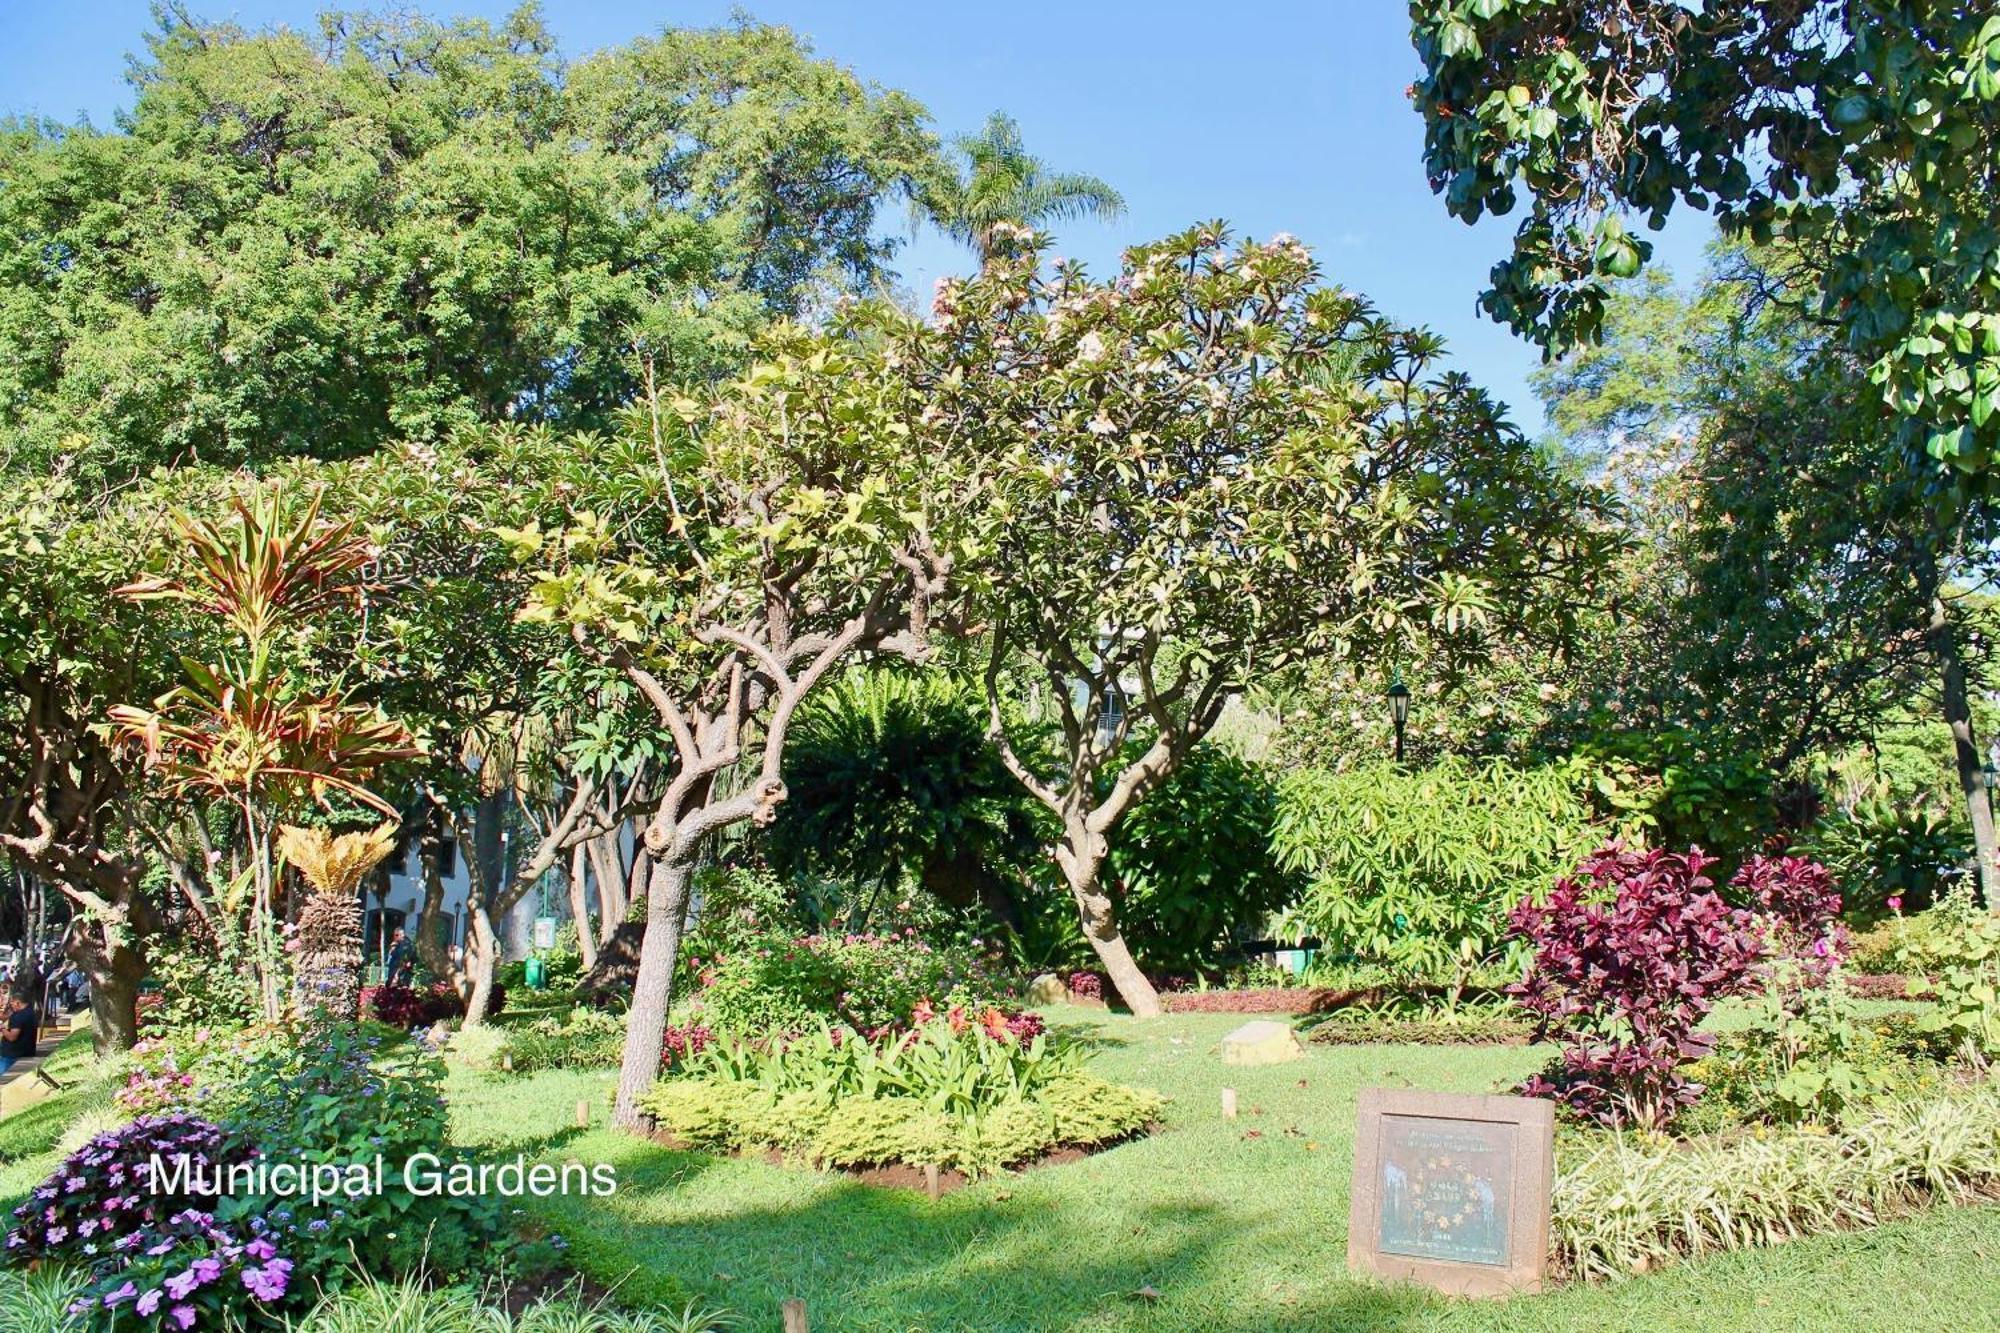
[384,928,415,988]
[0,992,39,1075]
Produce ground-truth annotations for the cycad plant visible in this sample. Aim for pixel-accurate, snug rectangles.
[280,823,398,1021]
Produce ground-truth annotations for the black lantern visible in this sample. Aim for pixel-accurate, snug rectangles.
[1387,674,1411,763]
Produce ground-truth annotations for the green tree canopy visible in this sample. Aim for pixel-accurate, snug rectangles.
[0,4,944,484]
[906,223,1616,1013]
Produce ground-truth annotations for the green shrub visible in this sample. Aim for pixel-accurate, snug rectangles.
[1680,969,1950,1133]
[206,1024,506,1286]
[1062,745,1300,976]
[502,1007,628,1073]
[146,923,265,1032]
[762,669,1043,924]
[687,930,1013,1037]
[1797,795,1967,923]
[644,1069,1157,1178]
[1555,1074,2000,1281]
[1272,757,1594,980]
[641,1019,1159,1177]
[1896,888,2000,1059]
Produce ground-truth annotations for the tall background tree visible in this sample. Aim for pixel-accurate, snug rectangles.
[926,111,1124,263]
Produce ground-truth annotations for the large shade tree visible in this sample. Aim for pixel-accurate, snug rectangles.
[908,223,1616,1015]
[0,3,945,485]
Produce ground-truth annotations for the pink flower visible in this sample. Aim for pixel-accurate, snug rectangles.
[1887,896,1903,913]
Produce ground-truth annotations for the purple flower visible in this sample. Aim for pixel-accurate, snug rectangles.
[169,1305,198,1330]
[137,1289,163,1316]
[243,1258,293,1302]
[101,1281,139,1308]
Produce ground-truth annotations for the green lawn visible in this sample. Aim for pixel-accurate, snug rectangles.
[445,1010,2000,1333]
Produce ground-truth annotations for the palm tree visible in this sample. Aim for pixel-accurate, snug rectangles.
[929,112,1125,263]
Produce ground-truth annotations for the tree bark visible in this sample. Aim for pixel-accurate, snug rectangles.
[569,843,599,971]
[412,822,457,987]
[621,841,650,934]
[462,898,501,1027]
[1057,821,1161,1017]
[612,857,694,1130]
[1931,593,1998,906]
[72,921,146,1055]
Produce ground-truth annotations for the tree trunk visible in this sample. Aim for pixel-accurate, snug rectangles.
[570,843,599,971]
[1932,593,1998,905]
[613,856,694,1131]
[73,925,145,1056]
[462,898,501,1027]
[587,830,626,943]
[412,823,456,986]
[1057,823,1161,1017]
[621,841,651,934]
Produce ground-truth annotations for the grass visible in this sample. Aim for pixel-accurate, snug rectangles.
[444,1009,2000,1332]
[0,1025,112,1167]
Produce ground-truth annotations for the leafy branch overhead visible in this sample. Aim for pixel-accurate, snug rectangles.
[1412,1,2000,469]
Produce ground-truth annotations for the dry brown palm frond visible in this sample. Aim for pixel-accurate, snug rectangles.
[278,822,398,896]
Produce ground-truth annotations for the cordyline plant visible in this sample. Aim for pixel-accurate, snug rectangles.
[497,326,974,1129]
[110,488,420,1022]
[1508,846,1765,1130]
[903,222,1616,1014]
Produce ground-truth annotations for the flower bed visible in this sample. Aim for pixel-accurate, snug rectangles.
[361,982,506,1028]
[6,1026,519,1329]
[685,929,1015,1037]
[640,1015,1159,1178]
[1158,983,1508,1015]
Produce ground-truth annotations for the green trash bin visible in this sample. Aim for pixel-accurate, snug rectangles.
[524,956,547,990]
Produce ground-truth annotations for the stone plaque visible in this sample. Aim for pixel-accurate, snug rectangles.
[1348,1089,1553,1297]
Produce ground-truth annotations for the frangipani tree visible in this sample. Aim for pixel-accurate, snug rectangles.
[499,317,971,1127]
[912,223,1615,1014]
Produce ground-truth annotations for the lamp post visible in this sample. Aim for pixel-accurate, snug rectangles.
[1387,675,1411,764]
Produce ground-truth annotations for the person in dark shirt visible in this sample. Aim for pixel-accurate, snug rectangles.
[384,928,415,987]
[0,993,38,1074]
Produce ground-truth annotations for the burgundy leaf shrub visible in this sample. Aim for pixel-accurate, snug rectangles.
[360,982,506,1028]
[1732,853,1847,978]
[1508,846,1765,1129]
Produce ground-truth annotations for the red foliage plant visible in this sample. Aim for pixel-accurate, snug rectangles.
[1507,846,1765,1130]
[360,983,506,1029]
[1732,853,1847,978]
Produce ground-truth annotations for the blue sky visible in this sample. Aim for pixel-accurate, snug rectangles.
[0,0,1714,430]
